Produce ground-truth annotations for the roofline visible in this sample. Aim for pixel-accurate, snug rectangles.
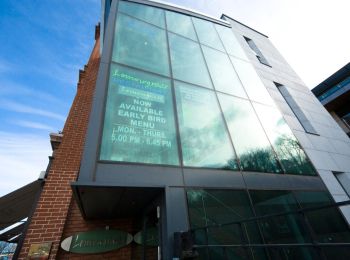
[221,14,269,38]
[124,0,231,26]
[312,62,350,96]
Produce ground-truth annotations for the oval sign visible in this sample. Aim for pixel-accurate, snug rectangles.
[134,227,158,247]
[61,230,133,254]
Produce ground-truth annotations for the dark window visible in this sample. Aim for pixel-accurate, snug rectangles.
[186,189,350,259]
[333,171,350,197]
[186,189,265,259]
[275,82,318,135]
[249,190,311,244]
[244,36,271,66]
[294,191,350,244]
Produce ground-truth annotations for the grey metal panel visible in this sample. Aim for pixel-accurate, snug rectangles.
[78,61,110,182]
[243,172,292,190]
[183,168,245,188]
[95,163,184,186]
[243,172,326,191]
[78,1,118,182]
[284,174,327,190]
[164,186,189,259]
[101,0,118,64]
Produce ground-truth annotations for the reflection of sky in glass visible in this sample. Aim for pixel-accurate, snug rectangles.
[253,103,316,175]
[219,94,281,173]
[113,13,170,76]
[118,1,165,28]
[202,46,246,97]
[230,57,275,106]
[175,82,237,169]
[169,33,212,89]
[166,11,197,40]
[252,103,294,144]
[215,24,248,61]
[192,17,225,52]
[219,94,270,151]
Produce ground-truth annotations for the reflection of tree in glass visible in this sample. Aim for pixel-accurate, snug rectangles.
[238,147,281,173]
[274,134,316,175]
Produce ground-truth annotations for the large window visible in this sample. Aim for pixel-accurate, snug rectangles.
[253,103,317,175]
[165,11,196,41]
[118,0,165,28]
[175,82,238,169]
[187,189,264,259]
[218,94,282,173]
[101,0,317,175]
[215,24,248,61]
[187,189,350,260]
[202,46,246,98]
[168,33,212,89]
[113,13,169,76]
[100,64,179,165]
[230,57,275,106]
[192,17,225,52]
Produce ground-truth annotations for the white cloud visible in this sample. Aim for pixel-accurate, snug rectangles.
[10,120,55,131]
[0,131,51,196]
[0,79,66,105]
[0,100,66,121]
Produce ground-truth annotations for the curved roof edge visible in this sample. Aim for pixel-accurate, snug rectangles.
[221,14,269,38]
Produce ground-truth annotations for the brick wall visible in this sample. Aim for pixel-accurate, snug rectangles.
[18,25,111,259]
[55,200,133,260]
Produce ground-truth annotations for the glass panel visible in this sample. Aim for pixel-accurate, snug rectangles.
[165,11,197,41]
[100,64,179,165]
[168,33,212,89]
[192,17,225,51]
[215,24,248,60]
[118,0,165,28]
[218,93,282,173]
[253,103,317,175]
[230,57,275,105]
[322,247,350,260]
[268,247,319,260]
[202,46,247,98]
[224,247,249,259]
[113,13,169,76]
[249,190,311,244]
[175,83,238,169]
[250,248,268,260]
[186,189,261,246]
[294,191,350,243]
[196,248,209,260]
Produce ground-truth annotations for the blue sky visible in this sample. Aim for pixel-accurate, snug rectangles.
[1,0,349,196]
[0,0,100,195]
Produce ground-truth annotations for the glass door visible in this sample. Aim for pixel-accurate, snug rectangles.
[132,198,163,260]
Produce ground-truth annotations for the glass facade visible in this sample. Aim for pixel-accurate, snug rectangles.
[100,0,316,176]
[187,189,350,260]
[79,1,350,259]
